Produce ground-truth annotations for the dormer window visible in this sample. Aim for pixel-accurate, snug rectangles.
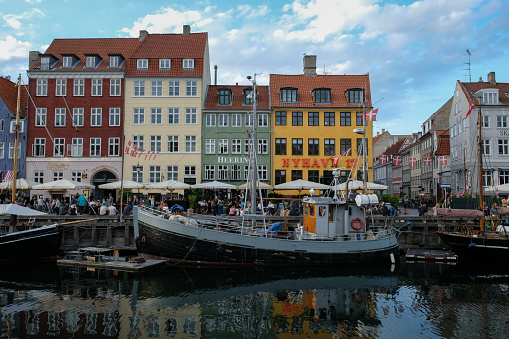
[218,88,232,105]
[313,88,331,103]
[86,56,97,68]
[243,88,254,105]
[137,59,148,70]
[482,90,499,105]
[159,59,171,70]
[346,88,364,104]
[62,56,73,68]
[40,57,50,70]
[183,59,194,70]
[280,87,298,103]
[109,56,120,68]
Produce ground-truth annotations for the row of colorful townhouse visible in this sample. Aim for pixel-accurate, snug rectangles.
[1,26,375,200]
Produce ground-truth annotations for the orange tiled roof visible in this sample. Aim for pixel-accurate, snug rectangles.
[0,77,28,117]
[382,138,407,156]
[372,130,387,144]
[460,80,509,105]
[126,33,207,77]
[269,74,371,108]
[30,38,141,71]
[435,137,450,155]
[204,85,270,110]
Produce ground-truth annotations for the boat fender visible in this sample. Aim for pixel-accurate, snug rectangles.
[141,236,146,244]
[351,218,363,230]
[352,293,364,308]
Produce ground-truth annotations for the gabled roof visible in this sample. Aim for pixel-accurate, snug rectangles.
[373,130,388,144]
[435,137,450,155]
[0,77,28,117]
[459,80,509,105]
[269,74,371,108]
[30,38,141,71]
[382,138,408,156]
[203,85,270,110]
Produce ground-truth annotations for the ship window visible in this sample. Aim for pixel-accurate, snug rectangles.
[304,204,308,215]
[309,205,315,216]
[319,206,326,217]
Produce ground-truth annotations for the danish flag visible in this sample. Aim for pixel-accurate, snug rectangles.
[125,140,132,153]
[440,155,448,166]
[379,154,387,164]
[423,157,432,167]
[409,157,417,167]
[465,102,475,118]
[393,156,402,166]
[362,108,378,121]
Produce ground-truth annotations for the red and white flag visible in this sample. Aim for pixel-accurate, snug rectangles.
[440,155,448,166]
[342,148,351,156]
[393,156,402,166]
[409,157,417,167]
[362,108,378,122]
[379,154,387,164]
[125,140,132,153]
[465,102,475,118]
[3,170,13,181]
[423,157,431,167]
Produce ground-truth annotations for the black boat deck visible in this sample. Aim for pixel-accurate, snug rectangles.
[405,248,458,262]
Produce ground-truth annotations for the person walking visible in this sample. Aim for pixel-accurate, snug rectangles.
[403,195,409,214]
[108,193,114,207]
[77,193,87,215]
[212,196,219,216]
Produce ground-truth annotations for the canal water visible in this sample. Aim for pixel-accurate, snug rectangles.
[1,260,509,338]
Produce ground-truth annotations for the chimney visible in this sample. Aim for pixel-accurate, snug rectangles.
[488,72,496,85]
[303,55,317,77]
[214,65,218,85]
[382,128,385,134]
[376,132,380,137]
[139,30,148,41]
[183,25,191,36]
[29,51,40,69]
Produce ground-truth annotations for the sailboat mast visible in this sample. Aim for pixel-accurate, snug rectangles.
[477,95,484,227]
[11,74,21,203]
[250,74,258,223]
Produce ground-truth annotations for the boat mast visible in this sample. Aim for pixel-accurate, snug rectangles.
[475,92,484,230]
[11,74,21,203]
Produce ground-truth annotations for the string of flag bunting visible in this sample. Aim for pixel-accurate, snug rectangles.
[378,155,448,166]
[124,141,159,160]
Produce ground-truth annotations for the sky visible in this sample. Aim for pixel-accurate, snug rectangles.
[1,0,508,135]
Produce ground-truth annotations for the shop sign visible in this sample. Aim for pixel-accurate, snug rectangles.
[217,156,249,164]
[281,158,358,168]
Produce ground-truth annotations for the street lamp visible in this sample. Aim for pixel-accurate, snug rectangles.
[135,163,143,197]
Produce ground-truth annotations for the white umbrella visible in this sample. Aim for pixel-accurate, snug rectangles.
[335,180,388,191]
[237,182,272,190]
[0,178,39,190]
[273,179,330,191]
[0,204,47,216]
[485,183,509,194]
[31,179,95,190]
[146,180,191,190]
[99,180,146,190]
[192,180,237,189]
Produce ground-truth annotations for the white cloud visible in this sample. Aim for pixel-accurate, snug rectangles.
[0,36,32,60]
[3,8,45,31]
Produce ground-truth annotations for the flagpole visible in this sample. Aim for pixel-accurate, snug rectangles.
[11,74,21,204]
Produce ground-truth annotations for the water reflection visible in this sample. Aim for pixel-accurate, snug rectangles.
[1,262,509,338]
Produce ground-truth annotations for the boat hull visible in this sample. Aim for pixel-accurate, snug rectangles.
[437,230,509,261]
[0,225,63,263]
[135,209,400,266]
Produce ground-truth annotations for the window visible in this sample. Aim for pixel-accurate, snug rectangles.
[321,112,334,126]
[74,79,84,96]
[205,165,215,180]
[275,111,286,126]
[356,138,366,155]
[91,79,102,96]
[71,171,82,182]
[168,81,179,96]
[183,59,195,69]
[133,108,145,125]
[292,112,303,126]
[167,166,178,181]
[244,139,253,154]
[280,88,298,103]
[150,108,162,125]
[90,138,101,156]
[275,170,286,185]
[40,57,50,70]
[109,137,120,156]
[150,135,162,152]
[308,170,320,183]
[356,112,363,126]
[167,135,178,152]
[0,119,3,132]
[108,108,120,126]
[34,171,44,183]
[482,170,493,187]
[275,139,286,155]
[347,89,364,104]
[313,89,331,103]
[71,138,83,156]
[185,108,197,124]
[324,139,335,156]
[258,139,268,154]
[481,139,491,155]
[185,136,196,152]
[243,88,253,105]
[231,165,241,180]
[340,112,351,126]
[134,81,145,96]
[55,108,66,126]
[151,81,162,96]
[132,165,143,182]
[483,91,498,105]
[86,56,96,67]
[308,139,319,156]
[308,112,319,126]
[133,135,144,151]
[218,139,228,154]
[168,108,179,124]
[137,59,148,70]
[109,56,120,68]
[91,108,102,126]
[245,114,254,127]
[149,166,161,183]
[258,165,267,181]
[204,114,216,127]
[8,142,20,159]
[36,79,47,96]
[218,114,228,127]
[340,139,351,155]
[186,81,197,96]
[53,171,64,181]
[54,138,65,156]
[218,165,228,180]
[184,166,196,185]
[159,59,171,69]
[499,139,509,155]
[292,138,303,155]
[62,56,73,68]
[481,115,489,128]
[292,170,303,181]
[36,108,46,126]
[55,79,66,96]
[110,79,121,96]
[205,139,215,154]
[258,114,268,127]
[218,88,231,105]
[33,138,45,156]
[231,114,242,127]
[232,139,241,154]
[500,170,509,185]
[497,116,508,128]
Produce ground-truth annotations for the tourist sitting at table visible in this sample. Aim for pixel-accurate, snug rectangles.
[69,204,77,215]
[100,202,109,215]
[267,201,275,215]
[59,203,69,215]
[490,203,499,216]
[108,203,117,215]
[123,203,133,216]
[229,203,237,216]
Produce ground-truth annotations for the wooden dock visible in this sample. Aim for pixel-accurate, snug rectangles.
[405,248,458,262]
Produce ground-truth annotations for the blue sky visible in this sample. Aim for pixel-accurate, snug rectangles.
[1,0,508,135]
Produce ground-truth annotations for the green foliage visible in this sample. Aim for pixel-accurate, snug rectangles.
[379,193,399,208]
[187,188,210,209]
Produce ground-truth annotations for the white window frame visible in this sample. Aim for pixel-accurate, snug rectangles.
[109,56,120,68]
[90,138,101,156]
[151,81,163,96]
[218,114,228,127]
[205,165,215,180]
[137,59,148,70]
[53,138,65,157]
[34,170,44,183]
[33,138,46,157]
[231,114,242,127]
[53,171,64,181]
[109,107,120,126]
[497,115,508,128]
[258,114,268,127]
[86,56,96,67]
[231,165,241,180]
[150,108,162,125]
[55,79,66,96]
[258,139,268,154]
[110,79,121,96]
[133,135,144,151]
[91,108,102,126]
[91,79,102,96]
[134,81,145,96]
[168,108,179,125]
[232,139,242,154]
[109,137,120,156]
[258,165,268,181]
[205,139,215,154]
[167,135,178,153]
[167,166,178,181]
[218,139,228,154]
[36,108,46,126]
[183,59,195,69]
[245,114,254,127]
[206,114,216,127]
[62,56,73,68]
[186,81,197,96]
[185,108,197,124]
[36,79,47,96]
[133,108,145,125]
[74,79,84,96]
[499,139,509,155]
[73,108,84,127]
[185,135,196,152]
[150,135,162,152]
[168,81,179,96]
[0,142,3,159]
[132,165,144,183]
[71,138,83,157]
[159,59,171,69]
[71,170,83,182]
[54,108,66,127]
[218,165,228,180]
[149,165,161,183]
